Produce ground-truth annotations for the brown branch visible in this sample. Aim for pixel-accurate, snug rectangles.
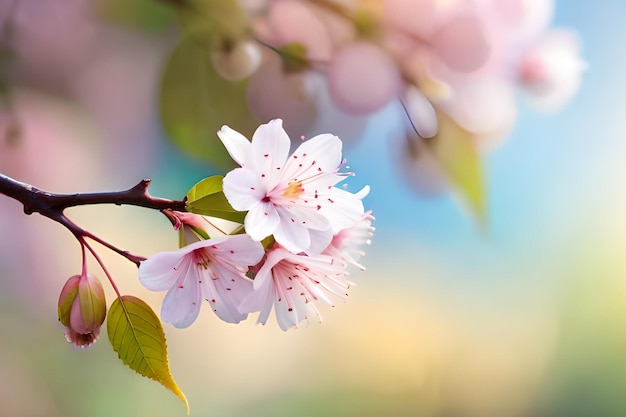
[0,173,187,266]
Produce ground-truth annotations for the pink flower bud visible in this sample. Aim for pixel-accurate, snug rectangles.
[58,273,106,348]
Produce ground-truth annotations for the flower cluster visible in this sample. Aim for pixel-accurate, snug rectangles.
[139,119,374,330]
[209,0,585,193]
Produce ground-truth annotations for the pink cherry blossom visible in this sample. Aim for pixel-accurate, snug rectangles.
[218,118,367,254]
[138,234,265,328]
[239,245,352,331]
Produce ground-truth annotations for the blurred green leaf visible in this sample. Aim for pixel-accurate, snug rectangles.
[427,112,486,224]
[107,296,189,414]
[94,0,175,32]
[177,0,249,38]
[186,176,246,223]
[159,34,258,170]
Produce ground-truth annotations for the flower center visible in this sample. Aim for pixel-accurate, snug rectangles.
[283,180,304,199]
[192,249,212,269]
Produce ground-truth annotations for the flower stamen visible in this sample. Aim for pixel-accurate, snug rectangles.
[283,180,304,198]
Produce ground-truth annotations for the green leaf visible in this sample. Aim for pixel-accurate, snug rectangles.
[427,111,487,224]
[185,176,246,223]
[93,0,175,32]
[159,33,258,170]
[107,296,189,414]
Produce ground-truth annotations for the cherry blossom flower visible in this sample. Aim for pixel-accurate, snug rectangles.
[138,234,264,328]
[218,118,367,254]
[239,245,352,331]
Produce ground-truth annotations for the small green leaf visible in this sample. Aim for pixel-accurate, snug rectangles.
[159,34,258,170]
[427,111,486,224]
[107,296,189,414]
[186,176,246,223]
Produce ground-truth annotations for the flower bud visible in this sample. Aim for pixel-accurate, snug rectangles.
[58,273,106,348]
[211,37,262,81]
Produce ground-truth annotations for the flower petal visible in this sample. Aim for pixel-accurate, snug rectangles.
[244,201,281,242]
[320,187,366,232]
[206,233,266,266]
[250,119,291,177]
[238,265,275,323]
[160,259,203,328]
[138,251,187,291]
[282,133,342,182]
[202,266,252,324]
[217,125,252,167]
[223,167,267,211]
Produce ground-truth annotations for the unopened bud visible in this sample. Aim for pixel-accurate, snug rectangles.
[58,273,106,348]
[211,37,262,81]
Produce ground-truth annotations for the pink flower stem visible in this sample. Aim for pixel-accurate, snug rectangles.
[79,235,123,299]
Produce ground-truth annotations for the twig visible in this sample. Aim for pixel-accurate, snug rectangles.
[0,173,187,266]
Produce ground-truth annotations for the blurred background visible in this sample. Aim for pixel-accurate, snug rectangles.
[1,0,625,416]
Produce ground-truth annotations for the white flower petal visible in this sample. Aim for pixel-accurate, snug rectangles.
[217,125,252,167]
[250,119,291,176]
[161,261,202,328]
[223,167,267,211]
[208,233,266,266]
[320,187,366,232]
[293,133,343,171]
[238,267,275,323]
[304,227,334,256]
[202,266,252,324]
[138,251,187,291]
[244,201,281,241]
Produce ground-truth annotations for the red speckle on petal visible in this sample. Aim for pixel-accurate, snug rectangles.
[261,173,266,178]
[318,167,322,172]
[250,187,255,190]
[291,218,295,222]
[317,205,321,210]
[230,250,235,254]
[328,198,334,203]
[293,155,298,159]
[288,308,293,312]
[211,299,216,303]
[192,302,197,305]
[178,285,184,289]
[264,153,269,157]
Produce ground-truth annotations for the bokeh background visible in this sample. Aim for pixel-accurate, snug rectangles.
[1,1,626,416]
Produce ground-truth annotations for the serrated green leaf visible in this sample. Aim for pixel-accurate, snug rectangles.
[107,296,189,414]
[186,176,246,223]
[427,111,486,224]
[159,33,258,170]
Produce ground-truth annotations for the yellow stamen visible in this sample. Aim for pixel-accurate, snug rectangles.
[284,180,304,198]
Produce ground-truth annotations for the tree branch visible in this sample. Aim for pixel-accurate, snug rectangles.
[0,172,188,266]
